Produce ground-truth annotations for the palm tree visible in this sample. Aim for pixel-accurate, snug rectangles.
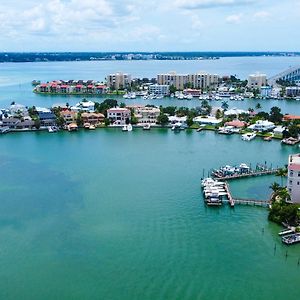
[221,101,229,111]
[255,103,261,110]
[269,182,280,193]
[276,168,287,186]
[277,188,291,202]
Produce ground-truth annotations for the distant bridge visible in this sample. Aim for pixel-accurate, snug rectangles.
[268,65,300,86]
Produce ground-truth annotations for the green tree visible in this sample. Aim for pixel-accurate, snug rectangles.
[104,118,110,126]
[76,112,83,126]
[186,116,194,127]
[34,118,41,129]
[269,106,283,124]
[169,85,176,94]
[276,168,288,186]
[157,113,169,126]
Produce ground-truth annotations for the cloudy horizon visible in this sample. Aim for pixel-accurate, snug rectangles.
[0,0,299,52]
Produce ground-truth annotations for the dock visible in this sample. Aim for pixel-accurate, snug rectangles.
[224,182,235,207]
[212,168,279,181]
[201,178,271,208]
[282,234,300,245]
[0,126,10,134]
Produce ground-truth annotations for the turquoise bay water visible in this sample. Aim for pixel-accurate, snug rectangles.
[0,129,300,299]
[1,56,300,114]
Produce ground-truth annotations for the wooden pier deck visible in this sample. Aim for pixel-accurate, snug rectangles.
[212,168,279,181]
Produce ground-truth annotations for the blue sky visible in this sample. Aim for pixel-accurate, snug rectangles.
[0,0,299,51]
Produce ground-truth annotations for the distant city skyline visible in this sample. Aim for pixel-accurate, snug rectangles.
[0,0,299,52]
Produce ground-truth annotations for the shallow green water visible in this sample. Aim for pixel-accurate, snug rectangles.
[0,129,299,299]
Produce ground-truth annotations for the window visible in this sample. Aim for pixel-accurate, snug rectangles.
[298,182,300,186]
[290,171,294,177]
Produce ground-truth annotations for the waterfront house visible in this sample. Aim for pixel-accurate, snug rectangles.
[168,116,187,125]
[1,117,20,128]
[95,85,107,94]
[224,108,249,117]
[273,126,286,136]
[283,114,300,122]
[193,116,222,126]
[287,154,300,203]
[36,107,56,127]
[81,112,105,125]
[71,101,95,113]
[107,107,131,125]
[10,104,28,117]
[61,110,77,125]
[131,106,160,124]
[15,120,35,130]
[224,120,246,128]
[248,120,275,132]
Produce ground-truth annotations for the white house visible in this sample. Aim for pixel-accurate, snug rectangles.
[168,116,187,125]
[224,108,249,116]
[71,101,95,112]
[248,120,275,132]
[287,154,300,203]
[193,116,222,125]
[107,108,131,125]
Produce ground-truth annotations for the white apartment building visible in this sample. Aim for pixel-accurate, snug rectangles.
[157,71,219,90]
[107,108,131,125]
[287,154,300,203]
[106,72,132,90]
[247,73,267,90]
[148,84,170,96]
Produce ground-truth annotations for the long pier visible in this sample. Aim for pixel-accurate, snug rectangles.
[212,168,279,181]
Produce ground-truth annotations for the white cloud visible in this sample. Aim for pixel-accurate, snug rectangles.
[253,11,271,19]
[226,13,243,23]
[175,0,255,9]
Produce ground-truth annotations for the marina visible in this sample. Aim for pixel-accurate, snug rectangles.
[211,163,280,181]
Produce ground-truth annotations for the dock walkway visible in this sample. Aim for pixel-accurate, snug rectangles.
[213,168,279,181]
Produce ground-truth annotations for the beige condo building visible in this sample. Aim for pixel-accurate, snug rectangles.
[157,71,219,90]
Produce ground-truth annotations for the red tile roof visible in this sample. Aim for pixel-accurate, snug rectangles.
[283,115,300,121]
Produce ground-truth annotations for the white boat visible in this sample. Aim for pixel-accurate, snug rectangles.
[122,125,128,131]
[186,94,193,100]
[241,132,256,141]
[48,126,58,133]
[89,125,96,130]
[123,93,130,99]
[130,92,136,99]
[127,124,133,131]
[143,124,151,130]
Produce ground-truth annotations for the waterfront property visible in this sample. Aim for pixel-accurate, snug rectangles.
[128,106,160,124]
[247,73,267,90]
[107,107,131,125]
[106,72,132,90]
[35,80,108,95]
[81,112,105,125]
[287,154,300,203]
[148,84,170,96]
[157,71,219,90]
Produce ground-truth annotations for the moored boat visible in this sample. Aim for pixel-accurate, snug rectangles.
[241,132,256,141]
[143,124,151,130]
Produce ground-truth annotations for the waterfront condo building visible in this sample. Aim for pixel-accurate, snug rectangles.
[106,72,132,90]
[107,108,131,125]
[157,71,219,90]
[287,154,300,203]
[247,73,267,90]
[148,84,170,96]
